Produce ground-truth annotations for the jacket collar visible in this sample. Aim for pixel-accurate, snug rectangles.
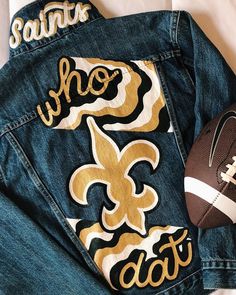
[9,0,104,57]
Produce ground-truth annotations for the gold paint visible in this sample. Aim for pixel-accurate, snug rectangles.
[37,57,166,132]
[159,229,193,280]
[108,61,166,132]
[93,225,171,271]
[36,94,61,126]
[66,67,141,130]
[118,229,193,289]
[86,58,133,73]
[119,263,136,289]
[88,68,119,96]
[37,57,119,126]
[119,252,145,289]
[57,57,119,100]
[147,258,167,287]
[69,117,159,234]
[123,93,166,132]
[79,222,104,246]
[95,233,139,269]
[149,225,170,234]
[54,58,142,130]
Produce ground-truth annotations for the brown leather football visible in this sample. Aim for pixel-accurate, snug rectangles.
[184,103,236,228]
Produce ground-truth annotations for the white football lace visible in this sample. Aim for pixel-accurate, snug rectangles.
[221,156,236,185]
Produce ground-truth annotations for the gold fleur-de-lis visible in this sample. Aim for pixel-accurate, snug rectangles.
[69,117,159,235]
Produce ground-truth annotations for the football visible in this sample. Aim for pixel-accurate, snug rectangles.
[184,103,236,229]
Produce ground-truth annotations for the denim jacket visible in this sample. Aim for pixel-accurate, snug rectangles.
[0,0,236,294]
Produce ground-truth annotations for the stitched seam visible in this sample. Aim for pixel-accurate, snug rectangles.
[144,50,181,62]
[155,63,187,165]
[0,112,38,138]
[5,131,103,274]
[175,11,181,48]
[0,164,7,186]
[203,266,236,270]
[217,141,236,185]
[154,269,202,295]
[170,11,173,45]
[202,259,236,262]
[182,63,195,89]
[170,11,181,49]
[197,193,220,226]
[175,12,195,89]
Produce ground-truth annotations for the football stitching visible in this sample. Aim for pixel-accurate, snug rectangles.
[197,178,228,228]
[198,124,236,226]
[216,139,236,185]
[192,104,236,227]
[221,157,236,185]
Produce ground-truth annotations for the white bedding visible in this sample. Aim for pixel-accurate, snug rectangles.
[0,1,235,294]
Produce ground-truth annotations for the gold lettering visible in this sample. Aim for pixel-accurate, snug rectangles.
[63,1,76,25]
[9,18,24,49]
[39,11,49,38]
[159,230,193,281]
[119,254,141,289]
[88,67,119,96]
[37,57,119,126]
[37,94,61,126]
[119,230,193,289]
[31,19,42,40]
[49,11,65,30]
[23,20,37,42]
[73,3,91,24]
[148,258,167,287]
[9,1,92,49]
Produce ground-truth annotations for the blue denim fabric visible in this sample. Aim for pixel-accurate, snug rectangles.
[0,189,112,294]
[0,0,235,294]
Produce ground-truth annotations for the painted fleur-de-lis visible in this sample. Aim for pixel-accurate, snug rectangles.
[69,117,160,235]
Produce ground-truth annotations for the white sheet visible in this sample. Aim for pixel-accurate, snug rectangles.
[0,0,9,67]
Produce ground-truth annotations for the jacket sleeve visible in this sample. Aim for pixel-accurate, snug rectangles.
[178,11,236,138]
[176,11,236,290]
